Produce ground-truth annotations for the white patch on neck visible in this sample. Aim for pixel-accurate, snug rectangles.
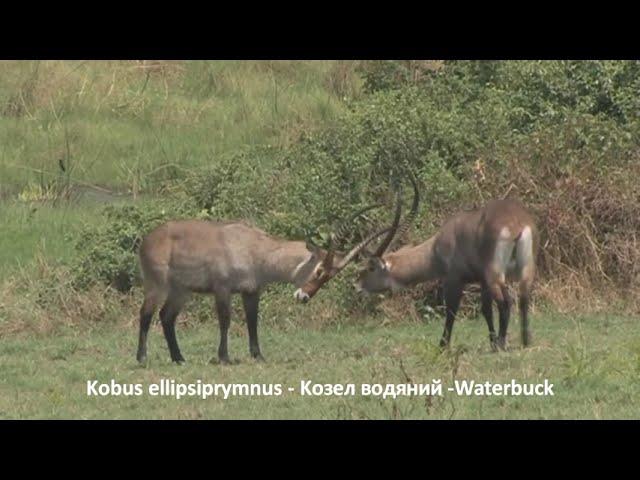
[385,259,405,292]
[291,254,312,281]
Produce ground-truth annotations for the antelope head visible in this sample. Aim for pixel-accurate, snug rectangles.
[355,172,420,295]
[294,184,406,303]
[293,234,341,303]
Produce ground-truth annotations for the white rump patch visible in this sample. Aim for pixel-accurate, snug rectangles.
[516,226,533,271]
[492,227,515,280]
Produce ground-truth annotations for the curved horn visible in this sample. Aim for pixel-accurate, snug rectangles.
[332,203,385,246]
[323,233,336,268]
[334,226,393,270]
[372,185,403,258]
[333,187,403,270]
[322,203,383,269]
[390,171,420,251]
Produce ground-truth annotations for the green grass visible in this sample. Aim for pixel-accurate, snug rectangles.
[0,200,106,278]
[0,60,360,190]
[1,311,638,419]
[0,193,181,281]
[1,61,637,420]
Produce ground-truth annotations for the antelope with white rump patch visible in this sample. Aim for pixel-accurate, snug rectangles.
[297,173,539,351]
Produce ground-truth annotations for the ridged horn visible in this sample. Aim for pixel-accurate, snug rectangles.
[372,185,403,257]
[389,171,420,251]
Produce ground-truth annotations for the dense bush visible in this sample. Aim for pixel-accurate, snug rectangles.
[71,200,197,292]
[478,114,640,288]
[70,60,640,310]
[186,146,279,221]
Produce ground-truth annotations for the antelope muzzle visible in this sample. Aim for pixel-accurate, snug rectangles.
[294,272,334,303]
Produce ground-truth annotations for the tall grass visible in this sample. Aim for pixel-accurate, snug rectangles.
[0,61,362,273]
[0,200,106,278]
[0,60,362,191]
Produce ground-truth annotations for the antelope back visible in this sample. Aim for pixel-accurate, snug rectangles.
[139,220,330,296]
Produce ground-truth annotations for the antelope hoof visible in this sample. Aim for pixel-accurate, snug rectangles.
[438,338,450,350]
[489,334,499,353]
[495,337,508,352]
[171,352,186,364]
[253,353,266,363]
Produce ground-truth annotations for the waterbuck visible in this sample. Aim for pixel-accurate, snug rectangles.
[297,175,539,351]
[136,218,390,364]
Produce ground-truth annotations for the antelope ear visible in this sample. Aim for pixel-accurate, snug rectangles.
[323,248,335,268]
[333,251,346,265]
[369,257,386,270]
[361,246,376,259]
[305,241,321,256]
[363,245,376,257]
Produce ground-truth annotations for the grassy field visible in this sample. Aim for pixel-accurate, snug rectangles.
[0,60,359,190]
[0,199,108,278]
[1,61,638,420]
[0,60,360,276]
[1,309,638,419]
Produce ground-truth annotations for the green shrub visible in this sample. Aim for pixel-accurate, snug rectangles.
[186,146,279,222]
[70,200,197,292]
[362,60,640,131]
[69,60,640,310]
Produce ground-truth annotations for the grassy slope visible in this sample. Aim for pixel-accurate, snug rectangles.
[0,61,360,273]
[0,60,360,190]
[1,311,637,419]
[1,61,638,420]
[0,200,108,278]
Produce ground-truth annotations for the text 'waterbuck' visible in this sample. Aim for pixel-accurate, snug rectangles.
[136,219,388,364]
[298,175,539,351]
